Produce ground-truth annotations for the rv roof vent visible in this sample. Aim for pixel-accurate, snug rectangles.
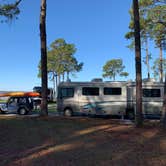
[91,78,103,82]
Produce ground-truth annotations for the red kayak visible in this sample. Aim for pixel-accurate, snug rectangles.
[0,92,40,97]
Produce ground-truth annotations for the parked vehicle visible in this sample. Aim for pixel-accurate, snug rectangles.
[0,96,34,115]
[33,97,42,110]
[33,86,54,102]
[57,78,164,118]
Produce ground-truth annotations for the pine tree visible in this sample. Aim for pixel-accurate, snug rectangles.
[40,0,48,116]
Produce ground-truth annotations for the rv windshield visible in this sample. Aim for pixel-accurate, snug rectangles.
[59,88,74,98]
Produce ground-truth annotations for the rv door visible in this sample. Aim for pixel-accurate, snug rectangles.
[57,87,75,112]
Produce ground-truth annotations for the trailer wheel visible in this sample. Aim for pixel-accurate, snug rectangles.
[126,110,135,120]
[64,108,73,117]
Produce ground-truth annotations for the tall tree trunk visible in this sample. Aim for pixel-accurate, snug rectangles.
[15,0,22,6]
[113,73,115,81]
[55,74,58,98]
[159,45,163,82]
[40,0,48,116]
[133,0,143,127]
[56,74,58,90]
[52,72,56,101]
[145,37,150,79]
[58,75,61,85]
[62,73,65,82]
[67,71,69,81]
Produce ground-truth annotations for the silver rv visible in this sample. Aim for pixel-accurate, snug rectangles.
[57,79,164,118]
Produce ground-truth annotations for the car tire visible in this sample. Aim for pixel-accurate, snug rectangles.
[18,107,27,115]
[64,108,73,117]
[0,109,6,114]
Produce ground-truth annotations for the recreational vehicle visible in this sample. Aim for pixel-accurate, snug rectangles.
[57,79,164,119]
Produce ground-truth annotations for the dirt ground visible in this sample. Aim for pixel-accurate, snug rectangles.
[0,116,166,166]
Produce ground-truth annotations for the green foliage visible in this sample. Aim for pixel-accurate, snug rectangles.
[143,53,152,64]
[125,0,154,44]
[149,5,166,49]
[147,3,166,38]
[102,59,129,81]
[125,0,166,44]
[38,38,83,81]
[126,0,166,79]
[126,0,166,46]
[120,72,129,78]
[0,0,22,23]
[152,58,166,80]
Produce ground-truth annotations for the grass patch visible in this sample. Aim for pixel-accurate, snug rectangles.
[0,100,7,103]
[32,103,57,114]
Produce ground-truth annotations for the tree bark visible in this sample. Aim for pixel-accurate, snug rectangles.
[15,0,22,6]
[145,37,150,79]
[67,71,69,81]
[40,0,48,116]
[56,74,58,90]
[159,45,163,82]
[52,71,56,101]
[62,73,65,82]
[58,75,61,85]
[133,0,143,127]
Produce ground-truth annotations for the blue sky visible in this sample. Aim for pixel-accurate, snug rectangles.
[0,0,160,91]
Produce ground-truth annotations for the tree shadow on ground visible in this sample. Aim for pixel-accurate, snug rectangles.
[0,116,166,166]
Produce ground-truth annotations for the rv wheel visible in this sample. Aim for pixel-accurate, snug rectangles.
[64,108,73,117]
[127,110,135,120]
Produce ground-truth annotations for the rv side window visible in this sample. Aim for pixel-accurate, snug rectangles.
[143,89,161,97]
[104,87,121,95]
[82,87,99,96]
[60,88,74,98]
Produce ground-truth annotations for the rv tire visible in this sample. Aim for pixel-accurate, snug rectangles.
[64,108,73,117]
